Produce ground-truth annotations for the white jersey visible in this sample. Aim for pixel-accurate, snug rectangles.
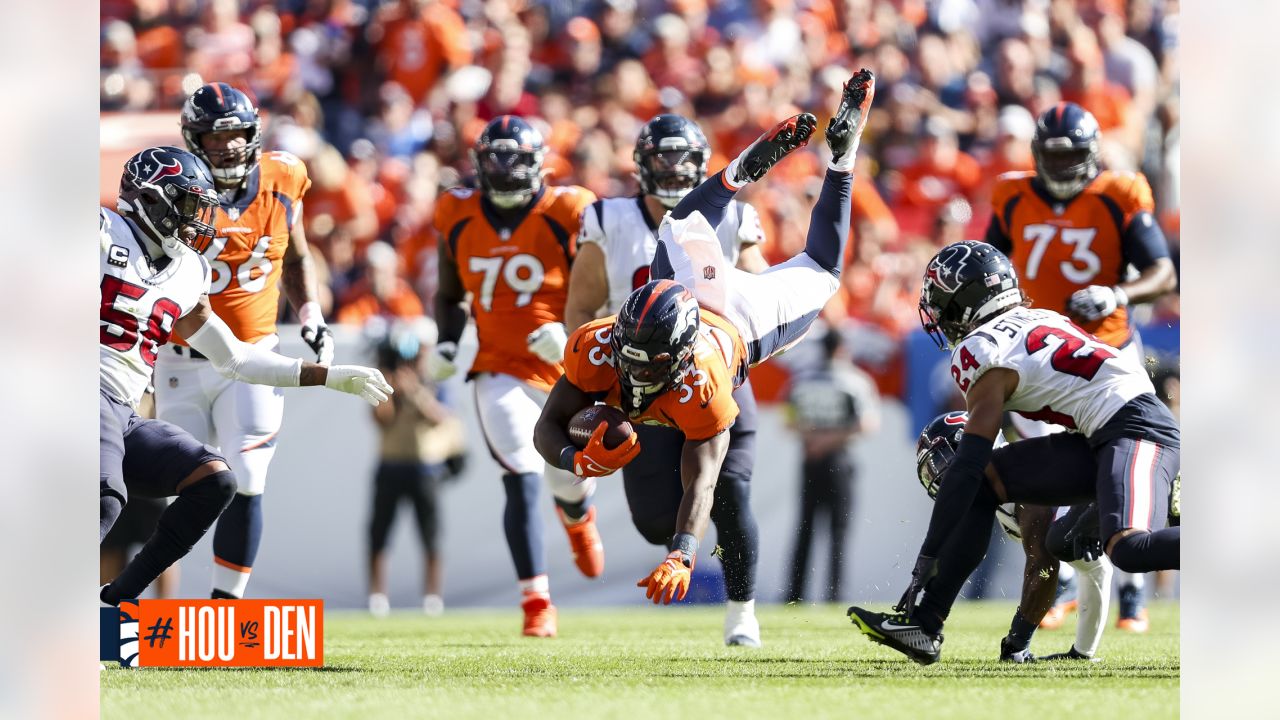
[578,196,764,314]
[100,208,211,406]
[949,307,1154,438]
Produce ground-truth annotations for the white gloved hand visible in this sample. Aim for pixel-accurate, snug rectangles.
[526,322,568,364]
[426,341,459,381]
[1067,285,1126,322]
[325,365,394,406]
[298,301,336,364]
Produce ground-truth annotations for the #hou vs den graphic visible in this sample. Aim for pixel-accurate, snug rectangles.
[101,599,323,668]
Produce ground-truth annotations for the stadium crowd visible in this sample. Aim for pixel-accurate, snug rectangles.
[100,0,1181,398]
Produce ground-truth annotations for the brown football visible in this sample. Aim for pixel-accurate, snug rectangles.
[567,405,634,450]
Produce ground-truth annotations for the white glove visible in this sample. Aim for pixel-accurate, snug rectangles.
[1067,285,1127,322]
[426,341,459,381]
[526,322,568,364]
[325,365,393,406]
[298,302,335,364]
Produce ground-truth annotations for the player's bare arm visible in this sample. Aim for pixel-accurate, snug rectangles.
[1117,256,1177,305]
[280,215,335,363]
[175,294,392,405]
[426,241,470,380]
[674,430,731,540]
[564,241,609,330]
[533,376,596,466]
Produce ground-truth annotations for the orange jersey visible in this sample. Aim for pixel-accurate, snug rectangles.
[987,170,1157,347]
[173,151,310,346]
[563,311,748,441]
[436,185,596,391]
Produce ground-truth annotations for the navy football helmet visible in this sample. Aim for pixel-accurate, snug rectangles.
[915,411,971,498]
[117,146,218,257]
[611,279,701,415]
[634,114,709,208]
[919,241,1023,349]
[181,82,262,185]
[471,115,546,209]
[1032,102,1100,200]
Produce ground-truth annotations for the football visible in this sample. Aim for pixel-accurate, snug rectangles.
[567,405,634,450]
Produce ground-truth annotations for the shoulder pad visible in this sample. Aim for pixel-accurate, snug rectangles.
[990,172,1033,208]
[1094,170,1155,214]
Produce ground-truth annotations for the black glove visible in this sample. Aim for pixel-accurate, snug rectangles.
[894,554,938,616]
[301,323,335,364]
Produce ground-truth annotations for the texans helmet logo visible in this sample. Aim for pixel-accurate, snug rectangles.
[925,244,972,293]
[131,150,185,186]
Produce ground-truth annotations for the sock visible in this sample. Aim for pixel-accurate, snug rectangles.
[519,574,550,600]
[710,472,759,602]
[103,471,235,604]
[100,494,124,543]
[1006,612,1037,651]
[670,169,739,226]
[212,493,263,598]
[1109,528,1179,573]
[554,496,589,523]
[1072,556,1112,656]
[1058,562,1076,583]
[503,473,545,581]
[803,170,853,274]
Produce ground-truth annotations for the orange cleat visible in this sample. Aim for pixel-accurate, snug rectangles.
[1039,599,1078,630]
[1116,608,1149,633]
[559,506,605,578]
[521,595,557,638]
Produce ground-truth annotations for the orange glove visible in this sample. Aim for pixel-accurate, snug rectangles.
[573,421,641,478]
[636,550,694,604]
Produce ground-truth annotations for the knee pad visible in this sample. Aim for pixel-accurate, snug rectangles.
[186,469,237,508]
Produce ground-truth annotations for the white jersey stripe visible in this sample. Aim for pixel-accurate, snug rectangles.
[1127,440,1158,531]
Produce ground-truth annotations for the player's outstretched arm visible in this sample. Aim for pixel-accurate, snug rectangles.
[177,295,392,405]
[534,376,597,469]
[674,431,731,542]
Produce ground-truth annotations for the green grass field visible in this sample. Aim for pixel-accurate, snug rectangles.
[102,601,1178,720]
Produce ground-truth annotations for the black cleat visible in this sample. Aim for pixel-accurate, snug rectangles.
[848,606,942,666]
[825,68,876,165]
[729,113,818,184]
[999,636,1036,663]
[1041,645,1100,662]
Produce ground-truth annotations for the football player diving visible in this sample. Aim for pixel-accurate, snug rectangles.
[533,69,877,606]
[100,147,391,606]
[564,114,770,646]
[847,240,1179,665]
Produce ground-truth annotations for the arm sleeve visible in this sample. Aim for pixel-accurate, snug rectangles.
[1120,211,1170,270]
[984,213,1012,255]
[920,432,995,557]
[185,313,302,387]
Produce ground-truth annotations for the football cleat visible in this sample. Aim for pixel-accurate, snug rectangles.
[999,636,1036,663]
[728,113,818,185]
[826,68,876,165]
[423,594,444,617]
[521,595,558,638]
[1039,599,1078,630]
[848,606,942,665]
[368,592,390,618]
[1042,645,1100,662]
[558,506,605,578]
[724,601,762,648]
[1116,607,1149,633]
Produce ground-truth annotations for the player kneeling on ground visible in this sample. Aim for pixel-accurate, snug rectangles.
[534,70,876,606]
[100,147,391,605]
[847,240,1178,664]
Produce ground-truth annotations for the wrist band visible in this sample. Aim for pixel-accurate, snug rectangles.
[670,532,698,566]
[558,446,577,472]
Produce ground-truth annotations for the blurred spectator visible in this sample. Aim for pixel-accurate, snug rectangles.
[894,115,981,231]
[369,0,473,106]
[783,326,880,603]
[337,241,426,324]
[976,104,1036,207]
[366,318,466,618]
